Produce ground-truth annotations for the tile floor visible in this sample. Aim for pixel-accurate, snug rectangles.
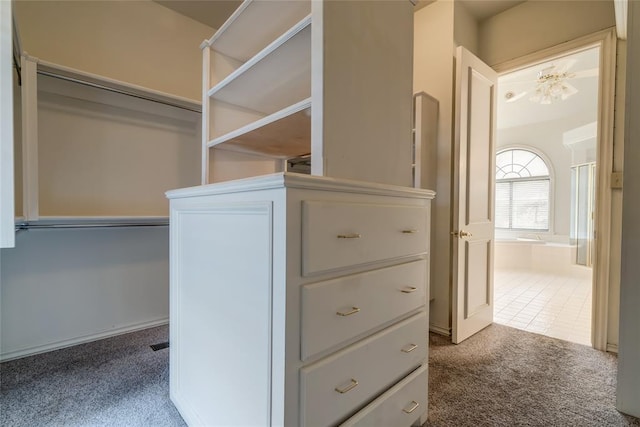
[493,269,592,346]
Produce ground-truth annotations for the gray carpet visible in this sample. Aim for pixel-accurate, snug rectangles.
[427,324,640,427]
[0,325,186,427]
[2,324,639,426]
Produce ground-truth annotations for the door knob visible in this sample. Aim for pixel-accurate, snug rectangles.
[451,230,472,238]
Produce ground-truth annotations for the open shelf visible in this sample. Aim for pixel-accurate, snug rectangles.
[207,98,311,158]
[206,0,311,62]
[208,98,311,159]
[208,16,311,115]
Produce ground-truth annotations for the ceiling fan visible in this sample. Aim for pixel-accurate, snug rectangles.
[503,59,598,105]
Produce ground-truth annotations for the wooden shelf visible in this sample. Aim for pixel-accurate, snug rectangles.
[206,0,311,62]
[208,16,311,115]
[208,98,311,159]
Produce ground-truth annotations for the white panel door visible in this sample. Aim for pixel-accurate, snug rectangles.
[452,46,497,344]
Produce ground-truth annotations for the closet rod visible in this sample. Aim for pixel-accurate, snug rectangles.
[36,70,202,114]
[15,222,169,231]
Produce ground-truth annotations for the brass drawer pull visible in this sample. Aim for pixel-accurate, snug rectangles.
[403,400,420,414]
[335,378,359,394]
[402,229,418,234]
[337,233,361,239]
[401,286,417,293]
[401,343,418,353]
[336,307,361,317]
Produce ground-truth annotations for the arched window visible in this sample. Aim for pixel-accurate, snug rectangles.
[495,148,550,231]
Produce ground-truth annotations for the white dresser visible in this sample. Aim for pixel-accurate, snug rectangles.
[167,173,434,426]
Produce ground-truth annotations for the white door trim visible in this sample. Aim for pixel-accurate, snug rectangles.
[492,28,618,351]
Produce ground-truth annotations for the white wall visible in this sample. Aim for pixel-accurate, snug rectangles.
[317,0,414,187]
[35,74,200,216]
[0,228,169,360]
[413,1,455,333]
[617,0,640,416]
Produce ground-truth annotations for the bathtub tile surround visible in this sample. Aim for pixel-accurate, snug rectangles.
[495,239,592,278]
[494,269,592,346]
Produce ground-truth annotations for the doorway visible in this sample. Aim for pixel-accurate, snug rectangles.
[492,47,600,346]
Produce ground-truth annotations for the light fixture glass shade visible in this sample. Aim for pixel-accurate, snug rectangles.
[529,68,578,104]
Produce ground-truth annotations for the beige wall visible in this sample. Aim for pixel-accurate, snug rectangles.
[14,0,213,100]
[454,1,479,55]
[414,1,455,333]
[479,0,615,67]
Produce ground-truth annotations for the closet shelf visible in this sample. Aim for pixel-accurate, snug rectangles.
[207,16,311,115]
[208,98,311,159]
[205,0,311,62]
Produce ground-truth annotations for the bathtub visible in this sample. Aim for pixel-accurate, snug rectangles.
[494,238,591,278]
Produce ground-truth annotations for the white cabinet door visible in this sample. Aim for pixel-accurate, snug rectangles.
[452,46,497,344]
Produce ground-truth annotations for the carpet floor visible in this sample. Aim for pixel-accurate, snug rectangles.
[2,324,638,426]
[426,324,640,427]
[0,325,186,427]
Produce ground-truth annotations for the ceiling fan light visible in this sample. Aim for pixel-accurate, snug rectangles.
[525,62,582,105]
[550,84,563,97]
[530,72,579,104]
[561,84,579,100]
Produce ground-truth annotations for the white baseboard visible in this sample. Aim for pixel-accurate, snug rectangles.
[429,324,451,336]
[0,318,169,362]
[607,343,619,353]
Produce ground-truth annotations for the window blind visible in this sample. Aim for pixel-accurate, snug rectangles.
[495,179,550,230]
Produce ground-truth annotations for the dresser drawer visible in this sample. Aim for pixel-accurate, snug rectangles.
[301,260,427,360]
[340,364,428,427]
[301,201,429,275]
[300,312,427,427]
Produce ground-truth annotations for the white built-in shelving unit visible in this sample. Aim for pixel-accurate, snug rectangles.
[201,1,312,182]
[201,0,414,187]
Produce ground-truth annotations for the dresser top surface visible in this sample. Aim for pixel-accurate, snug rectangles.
[166,172,436,200]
